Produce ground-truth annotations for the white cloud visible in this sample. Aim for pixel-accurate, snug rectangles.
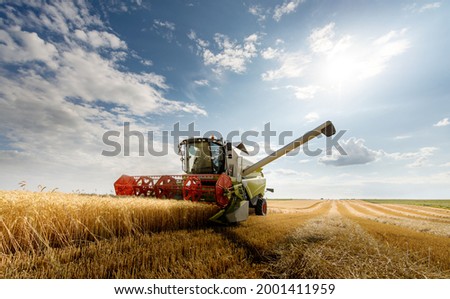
[309,22,336,54]
[195,33,260,74]
[433,118,449,127]
[359,29,410,79]
[304,112,319,123]
[405,2,441,13]
[273,0,303,22]
[74,29,127,49]
[419,2,441,12]
[261,51,310,80]
[9,1,103,35]
[290,85,321,100]
[194,79,209,86]
[153,19,176,31]
[261,47,282,59]
[187,30,209,48]
[248,5,267,22]
[319,138,382,166]
[385,147,438,168]
[0,27,58,69]
[152,19,176,42]
[140,59,153,66]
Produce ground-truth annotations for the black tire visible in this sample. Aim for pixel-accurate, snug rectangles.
[255,197,267,216]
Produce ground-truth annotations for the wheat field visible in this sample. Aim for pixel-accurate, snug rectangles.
[1,191,449,278]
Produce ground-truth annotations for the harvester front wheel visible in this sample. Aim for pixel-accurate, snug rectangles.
[255,197,267,216]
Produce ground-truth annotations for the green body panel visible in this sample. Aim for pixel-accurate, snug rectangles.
[242,176,266,199]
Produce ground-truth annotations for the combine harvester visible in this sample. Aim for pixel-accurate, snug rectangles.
[114,121,336,224]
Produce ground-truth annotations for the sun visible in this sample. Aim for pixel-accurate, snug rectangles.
[323,51,360,87]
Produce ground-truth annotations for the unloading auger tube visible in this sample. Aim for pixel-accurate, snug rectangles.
[114,121,336,224]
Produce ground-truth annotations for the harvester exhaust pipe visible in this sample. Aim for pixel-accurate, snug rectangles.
[242,121,336,177]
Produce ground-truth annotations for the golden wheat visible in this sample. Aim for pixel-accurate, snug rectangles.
[0,191,219,254]
[0,229,264,279]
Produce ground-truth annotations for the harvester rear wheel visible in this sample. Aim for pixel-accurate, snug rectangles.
[154,176,177,199]
[255,197,267,216]
[183,176,202,202]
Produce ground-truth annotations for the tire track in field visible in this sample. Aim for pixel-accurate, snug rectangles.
[357,201,450,223]
[382,203,450,219]
[345,201,450,237]
[214,201,332,264]
[337,201,450,276]
[266,201,443,278]
[399,204,450,216]
[268,200,325,214]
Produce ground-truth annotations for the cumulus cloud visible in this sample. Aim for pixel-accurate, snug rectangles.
[0,27,58,69]
[273,0,304,22]
[261,51,310,80]
[433,118,449,127]
[319,138,382,166]
[0,2,205,116]
[74,29,127,49]
[190,31,260,74]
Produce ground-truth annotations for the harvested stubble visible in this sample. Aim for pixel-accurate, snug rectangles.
[337,201,450,275]
[1,229,263,279]
[0,191,219,254]
[267,201,448,278]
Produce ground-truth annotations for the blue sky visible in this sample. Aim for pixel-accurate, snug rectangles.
[0,0,449,198]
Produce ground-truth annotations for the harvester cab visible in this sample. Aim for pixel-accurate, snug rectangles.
[114,121,336,224]
[179,138,225,175]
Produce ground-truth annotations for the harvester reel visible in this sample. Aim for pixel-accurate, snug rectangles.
[215,173,232,208]
[133,176,155,197]
[183,175,202,202]
[114,175,136,196]
[154,175,177,199]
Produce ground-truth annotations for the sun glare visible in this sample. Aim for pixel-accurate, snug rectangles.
[323,51,359,87]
